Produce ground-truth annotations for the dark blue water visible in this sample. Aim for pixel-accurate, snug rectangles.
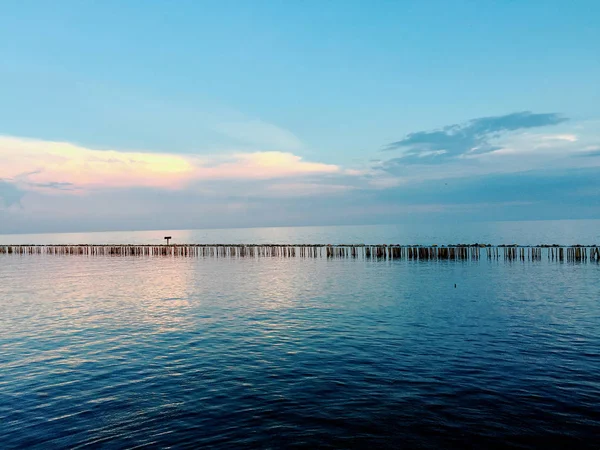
[1,224,600,448]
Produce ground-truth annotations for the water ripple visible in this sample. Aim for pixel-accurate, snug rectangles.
[1,255,599,448]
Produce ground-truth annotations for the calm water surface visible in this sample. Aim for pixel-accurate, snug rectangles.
[1,219,599,246]
[1,223,600,448]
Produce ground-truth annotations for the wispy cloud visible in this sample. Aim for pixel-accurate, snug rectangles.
[572,147,600,158]
[31,181,76,191]
[384,111,568,164]
[197,152,339,180]
[215,119,303,151]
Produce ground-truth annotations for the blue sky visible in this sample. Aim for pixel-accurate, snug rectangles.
[0,0,599,233]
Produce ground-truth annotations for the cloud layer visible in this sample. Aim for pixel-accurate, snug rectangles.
[0,136,340,192]
[385,112,568,164]
[1,111,599,234]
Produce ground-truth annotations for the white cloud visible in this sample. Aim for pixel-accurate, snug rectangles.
[541,134,577,142]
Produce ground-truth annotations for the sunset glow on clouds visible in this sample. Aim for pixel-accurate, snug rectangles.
[1,113,599,233]
[194,151,339,181]
[1,115,598,202]
[0,135,340,192]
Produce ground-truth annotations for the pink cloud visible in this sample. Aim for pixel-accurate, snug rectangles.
[0,136,340,192]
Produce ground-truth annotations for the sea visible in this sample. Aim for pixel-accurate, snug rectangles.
[1,220,599,449]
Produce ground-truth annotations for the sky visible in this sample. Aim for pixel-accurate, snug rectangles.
[1,0,599,234]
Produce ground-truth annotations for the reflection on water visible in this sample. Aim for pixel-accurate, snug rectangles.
[1,219,599,246]
[1,254,600,448]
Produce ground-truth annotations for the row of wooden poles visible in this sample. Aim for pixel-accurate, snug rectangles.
[1,245,599,262]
